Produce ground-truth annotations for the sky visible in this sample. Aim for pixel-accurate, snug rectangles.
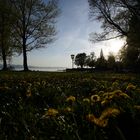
[12,0,124,68]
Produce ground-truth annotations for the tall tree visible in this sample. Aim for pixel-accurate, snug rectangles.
[96,49,107,70]
[0,0,15,70]
[88,0,140,41]
[10,0,59,71]
[107,52,116,70]
[86,52,96,68]
[88,0,140,71]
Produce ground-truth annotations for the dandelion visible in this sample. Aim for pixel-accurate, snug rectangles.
[100,108,120,120]
[86,108,120,127]
[105,90,130,100]
[111,90,123,98]
[101,100,107,106]
[26,89,32,97]
[121,93,131,99]
[86,114,108,127]
[64,107,73,112]
[43,108,59,118]
[83,98,90,103]
[91,95,101,103]
[66,96,76,102]
[86,114,95,122]
[126,83,136,91]
[112,90,122,95]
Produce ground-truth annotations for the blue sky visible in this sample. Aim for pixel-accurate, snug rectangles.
[12,0,124,68]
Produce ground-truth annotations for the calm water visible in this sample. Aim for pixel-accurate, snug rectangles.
[15,66,67,72]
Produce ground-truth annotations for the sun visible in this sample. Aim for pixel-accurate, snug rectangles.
[104,39,125,55]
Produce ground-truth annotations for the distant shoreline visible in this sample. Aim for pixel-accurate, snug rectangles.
[0,65,67,72]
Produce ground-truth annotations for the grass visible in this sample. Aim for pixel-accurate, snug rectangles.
[0,71,140,140]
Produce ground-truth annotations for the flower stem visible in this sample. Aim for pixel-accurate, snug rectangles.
[115,125,126,140]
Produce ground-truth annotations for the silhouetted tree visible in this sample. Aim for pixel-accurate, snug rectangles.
[86,52,96,68]
[88,0,140,71]
[88,0,140,41]
[75,53,87,68]
[107,52,116,70]
[95,49,107,70]
[0,0,17,70]
[10,0,59,71]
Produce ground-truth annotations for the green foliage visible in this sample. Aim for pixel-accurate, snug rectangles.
[75,53,87,68]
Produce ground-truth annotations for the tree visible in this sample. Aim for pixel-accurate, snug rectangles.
[88,0,140,41]
[75,53,87,68]
[10,0,59,71]
[86,52,96,68]
[118,45,140,71]
[95,49,107,70]
[0,0,16,70]
[107,52,116,70]
[88,0,140,71]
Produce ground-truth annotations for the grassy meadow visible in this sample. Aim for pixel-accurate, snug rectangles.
[0,71,140,140]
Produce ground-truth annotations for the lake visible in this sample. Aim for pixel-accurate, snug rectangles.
[0,65,67,72]
[16,66,67,72]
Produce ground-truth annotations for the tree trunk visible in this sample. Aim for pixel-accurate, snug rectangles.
[1,47,7,70]
[1,33,7,70]
[23,38,29,71]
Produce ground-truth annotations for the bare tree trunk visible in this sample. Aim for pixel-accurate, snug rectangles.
[1,31,7,70]
[1,14,7,70]
[23,38,29,71]
[1,46,7,70]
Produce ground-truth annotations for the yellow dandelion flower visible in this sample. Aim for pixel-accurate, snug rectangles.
[113,90,122,95]
[83,98,90,103]
[26,89,32,97]
[111,90,122,97]
[64,107,73,112]
[45,108,59,117]
[126,83,136,91]
[102,92,112,98]
[86,114,108,127]
[101,100,106,106]
[86,114,95,122]
[66,96,76,102]
[97,119,108,127]
[100,108,120,120]
[91,95,101,103]
[121,93,131,99]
